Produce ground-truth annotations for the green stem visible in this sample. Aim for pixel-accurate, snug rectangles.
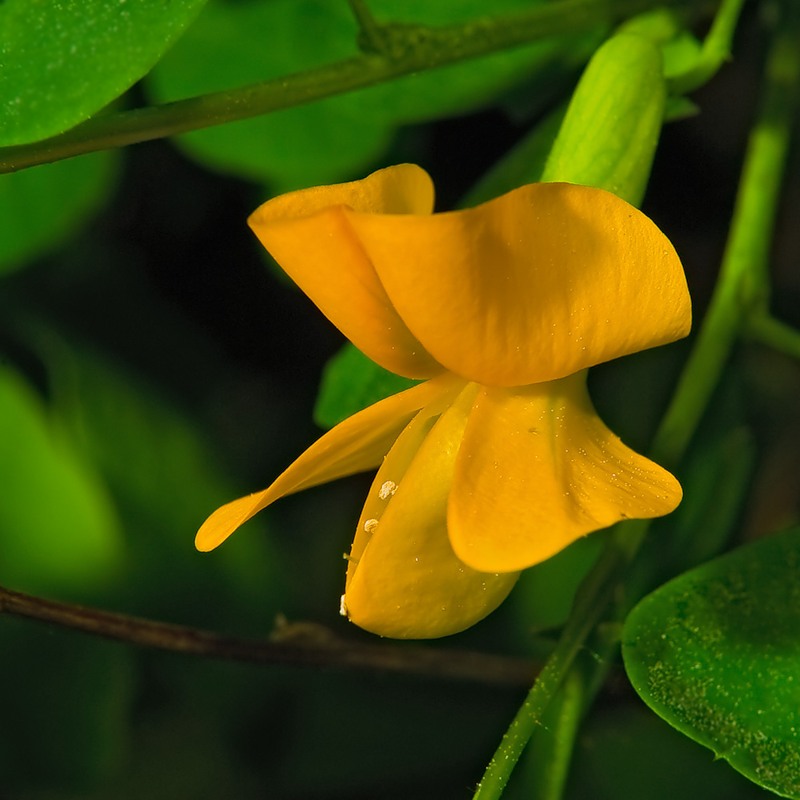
[347,0,389,54]
[667,0,747,95]
[746,314,800,360]
[653,0,800,467]
[526,657,587,799]
[0,0,709,173]
[472,545,623,799]
[473,2,800,796]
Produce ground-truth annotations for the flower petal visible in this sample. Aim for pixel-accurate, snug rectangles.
[448,374,682,573]
[248,164,441,379]
[196,373,463,552]
[346,182,691,386]
[345,383,519,639]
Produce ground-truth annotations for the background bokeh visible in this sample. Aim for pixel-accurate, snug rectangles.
[1,1,797,797]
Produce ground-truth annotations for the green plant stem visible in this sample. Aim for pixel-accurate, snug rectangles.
[473,545,622,799]
[667,0,746,95]
[472,2,800,796]
[0,0,710,174]
[747,313,800,360]
[654,0,800,468]
[527,657,588,799]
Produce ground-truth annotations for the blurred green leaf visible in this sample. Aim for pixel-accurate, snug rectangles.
[41,339,286,631]
[147,0,594,191]
[622,528,800,798]
[0,0,209,145]
[0,152,116,275]
[0,365,123,597]
[314,343,419,429]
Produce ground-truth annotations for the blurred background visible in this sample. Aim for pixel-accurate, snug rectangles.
[0,1,797,797]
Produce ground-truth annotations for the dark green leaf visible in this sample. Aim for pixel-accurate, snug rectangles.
[0,0,209,145]
[622,528,800,798]
[314,343,419,429]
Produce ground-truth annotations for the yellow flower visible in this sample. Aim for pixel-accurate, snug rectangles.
[196,164,691,639]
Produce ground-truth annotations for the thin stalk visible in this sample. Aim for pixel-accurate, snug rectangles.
[472,545,623,799]
[746,314,800,360]
[668,0,747,95]
[526,654,588,799]
[0,0,708,173]
[653,0,800,467]
[0,584,536,687]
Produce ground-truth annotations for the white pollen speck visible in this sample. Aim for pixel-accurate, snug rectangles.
[364,518,379,533]
[339,594,348,617]
[379,480,398,499]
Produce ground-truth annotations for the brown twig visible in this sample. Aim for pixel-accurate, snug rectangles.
[0,584,538,687]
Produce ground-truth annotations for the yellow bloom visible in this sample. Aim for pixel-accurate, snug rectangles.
[196,164,691,639]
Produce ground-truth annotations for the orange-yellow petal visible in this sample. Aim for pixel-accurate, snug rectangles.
[345,182,691,386]
[196,372,463,552]
[345,382,518,639]
[448,373,682,573]
[248,164,441,379]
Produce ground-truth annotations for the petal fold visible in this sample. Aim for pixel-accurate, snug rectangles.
[196,373,463,552]
[345,383,518,639]
[346,182,691,386]
[248,164,441,379]
[448,374,682,573]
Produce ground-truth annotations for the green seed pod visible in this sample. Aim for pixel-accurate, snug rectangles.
[541,33,666,208]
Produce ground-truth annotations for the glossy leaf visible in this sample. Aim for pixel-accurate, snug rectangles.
[0,153,116,274]
[0,0,209,145]
[147,0,591,191]
[623,528,800,798]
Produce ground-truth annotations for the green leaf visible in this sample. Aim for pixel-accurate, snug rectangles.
[147,0,593,191]
[41,339,286,630]
[314,343,419,429]
[622,528,800,798]
[0,365,123,597]
[0,0,209,146]
[0,152,116,275]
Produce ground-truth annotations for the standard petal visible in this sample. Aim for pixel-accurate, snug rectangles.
[448,374,682,573]
[346,182,691,386]
[196,373,463,552]
[344,383,519,639]
[248,164,441,379]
